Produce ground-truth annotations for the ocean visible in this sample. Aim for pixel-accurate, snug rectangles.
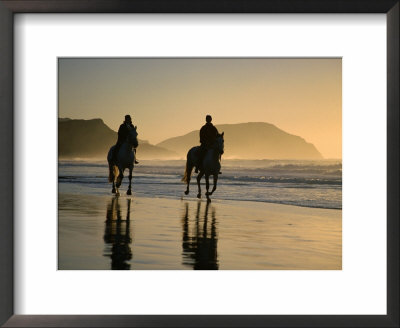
[58,159,342,210]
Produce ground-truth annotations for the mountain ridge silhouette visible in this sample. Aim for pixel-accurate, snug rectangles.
[58,118,177,159]
[157,122,323,160]
[58,119,323,160]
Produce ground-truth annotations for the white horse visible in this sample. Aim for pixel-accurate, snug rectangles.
[107,127,139,195]
[182,133,224,201]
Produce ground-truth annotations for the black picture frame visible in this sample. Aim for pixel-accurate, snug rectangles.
[0,1,398,327]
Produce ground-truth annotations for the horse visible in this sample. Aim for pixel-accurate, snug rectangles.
[107,127,139,195]
[182,133,224,201]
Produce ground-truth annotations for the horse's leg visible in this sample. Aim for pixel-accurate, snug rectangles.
[205,174,210,196]
[196,171,204,199]
[184,160,192,195]
[127,166,133,195]
[109,164,116,194]
[116,166,124,191]
[185,179,190,195]
[209,173,218,195]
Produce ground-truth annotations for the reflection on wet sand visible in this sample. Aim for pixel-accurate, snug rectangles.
[59,193,341,270]
[182,201,219,270]
[103,197,133,270]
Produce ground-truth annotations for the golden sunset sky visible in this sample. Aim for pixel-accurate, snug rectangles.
[59,58,341,158]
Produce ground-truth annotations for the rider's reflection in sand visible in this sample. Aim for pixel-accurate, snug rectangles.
[103,197,133,270]
[182,201,218,270]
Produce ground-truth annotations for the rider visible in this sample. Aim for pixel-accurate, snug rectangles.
[112,114,139,164]
[195,115,221,174]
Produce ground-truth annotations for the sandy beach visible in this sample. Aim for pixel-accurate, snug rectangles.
[58,193,341,270]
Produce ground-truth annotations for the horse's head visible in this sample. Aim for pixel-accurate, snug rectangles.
[127,126,139,148]
[217,132,224,155]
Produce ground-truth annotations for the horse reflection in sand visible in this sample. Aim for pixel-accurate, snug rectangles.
[103,197,133,270]
[181,201,219,270]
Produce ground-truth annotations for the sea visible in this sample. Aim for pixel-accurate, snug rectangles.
[59,159,342,210]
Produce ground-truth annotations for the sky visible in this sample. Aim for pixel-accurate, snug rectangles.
[59,58,341,159]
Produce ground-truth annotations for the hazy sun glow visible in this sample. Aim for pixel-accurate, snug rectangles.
[59,58,341,158]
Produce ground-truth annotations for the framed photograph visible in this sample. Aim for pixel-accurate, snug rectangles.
[57,57,342,271]
[1,0,398,327]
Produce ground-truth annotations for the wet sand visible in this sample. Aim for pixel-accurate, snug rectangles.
[58,193,341,270]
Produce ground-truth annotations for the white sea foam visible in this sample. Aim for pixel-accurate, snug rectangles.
[59,159,342,209]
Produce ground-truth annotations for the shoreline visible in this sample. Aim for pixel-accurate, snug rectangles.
[58,158,342,210]
[58,186,343,211]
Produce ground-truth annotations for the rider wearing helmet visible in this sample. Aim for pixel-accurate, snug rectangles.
[112,114,139,164]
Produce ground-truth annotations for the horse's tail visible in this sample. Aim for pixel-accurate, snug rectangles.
[108,164,119,183]
[108,164,113,182]
[182,155,193,184]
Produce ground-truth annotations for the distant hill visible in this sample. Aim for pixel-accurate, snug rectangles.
[157,122,323,159]
[58,118,177,159]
